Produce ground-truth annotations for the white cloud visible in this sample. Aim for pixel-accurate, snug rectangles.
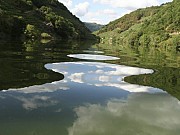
[101,9,119,20]
[82,12,103,23]
[72,2,90,17]
[68,73,85,84]
[88,18,103,24]
[160,0,173,4]
[93,0,159,10]
[68,93,180,135]
[58,0,173,24]
[7,80,69,93]
[15,96,57,110]
[47,62,163,93]
[101,9,117,16]
[120,10,133,17]
[94,82,162,93]
[81,9,119,24]
[95,70,104,74]
[99,76,111,82]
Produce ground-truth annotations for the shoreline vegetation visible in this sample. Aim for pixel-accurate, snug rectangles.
[95,0,180,52]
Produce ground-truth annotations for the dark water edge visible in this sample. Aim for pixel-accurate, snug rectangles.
[0,39,96,90]
[125,67,180,100]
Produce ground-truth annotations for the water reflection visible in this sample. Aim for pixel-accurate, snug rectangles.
[45,62,163,93]
[67,54,120,60]
[83,50,104,54]
[68,93,180,135]
[0,61,178,135]
[0,40,96,90]
[5,62,163,93]
[0,39,179,135]
[15,95,58,110]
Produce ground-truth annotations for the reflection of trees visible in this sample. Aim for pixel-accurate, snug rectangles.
[95,44,180,100]
[0,40,95,90]
[125,67,180,100]
[0,59,63,90]
[0,40,63,90]
[97,44,179,68]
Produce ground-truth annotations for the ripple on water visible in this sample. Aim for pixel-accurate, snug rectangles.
[67,54,120,60]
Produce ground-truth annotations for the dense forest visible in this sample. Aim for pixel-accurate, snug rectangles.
[0,0,95,40]
[84,22,104,32]
[96,0,180,51]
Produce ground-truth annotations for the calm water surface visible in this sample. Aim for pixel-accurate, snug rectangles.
[0,40,180,135]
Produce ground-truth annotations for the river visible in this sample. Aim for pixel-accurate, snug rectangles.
[0,40,179,135]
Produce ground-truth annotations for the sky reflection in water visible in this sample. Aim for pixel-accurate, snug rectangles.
[68,93,180,135]
[0,54,179,135]
[6,61,162,94]
[68,54,120,60]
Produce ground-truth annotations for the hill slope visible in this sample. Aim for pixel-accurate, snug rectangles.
[0,0,95,40]
[96,0,180,50]
[84,22,104,32]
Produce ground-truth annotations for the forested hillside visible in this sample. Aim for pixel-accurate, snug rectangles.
[84,22,104,32]
[0,0,95,40]
[96,0,180,50]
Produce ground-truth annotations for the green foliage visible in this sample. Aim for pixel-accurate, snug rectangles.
[14,0,33,11]
[39,6,77,38]
[84,22,104,32]
[139,34,150,47]
[125,67,180,100]
[41,32,51,39]
[22,0,32,6]
[0,0,95,41]
[0,12,25,39]
[98,6,159,34]
[31,0,59,8]
[97,0,180,49]
[92,36,180,99]
[24,24,40,39]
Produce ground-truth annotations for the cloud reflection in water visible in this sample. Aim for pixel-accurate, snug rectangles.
[1,60,178,135]
[5,62,163,94]
[68,54,120,60]
[68,93,180,135]
[15,95,57,110]
[45,62,163,93]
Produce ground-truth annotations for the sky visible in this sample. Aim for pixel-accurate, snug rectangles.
[58,0,173,24]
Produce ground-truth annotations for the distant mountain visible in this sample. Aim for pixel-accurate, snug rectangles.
[84,22,104,32]
[0,0,95,40]
[96,0,180,50]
